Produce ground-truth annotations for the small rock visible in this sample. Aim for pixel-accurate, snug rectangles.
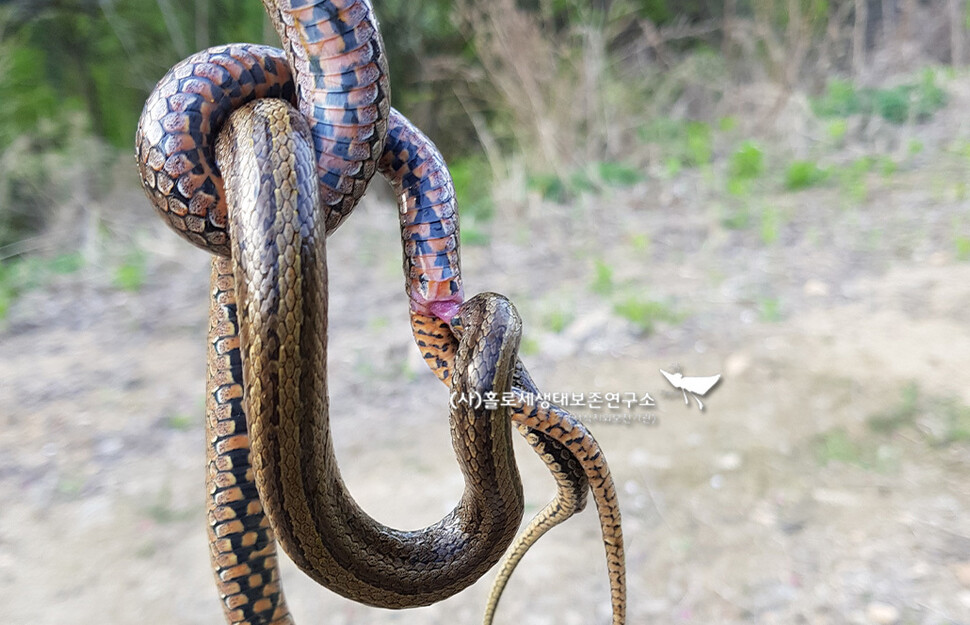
[629,449,671,470]
[954,561,970,587]
[865,602,899,625]
[960,590,970,608]
[803,279,830,297]
[538,333,576,359]
[812,488,859,507]
[724,352,751,377]
[715,451,742,471]
[564,308,611,343]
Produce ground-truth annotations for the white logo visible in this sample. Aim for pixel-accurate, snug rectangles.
[659,369,721,411]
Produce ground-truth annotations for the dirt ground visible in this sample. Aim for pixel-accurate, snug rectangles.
[3,103,970,624]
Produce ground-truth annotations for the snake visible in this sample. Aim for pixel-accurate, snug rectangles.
[134,1,625,623]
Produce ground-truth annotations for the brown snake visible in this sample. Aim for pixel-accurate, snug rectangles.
[135,0,625,623]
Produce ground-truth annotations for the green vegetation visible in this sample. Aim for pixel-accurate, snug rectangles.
[784,160,829,190]
[528,173,569,204]
[812,70,947,124]
[450,156,494,222]
[590,259,614,295]
[826,119,848,143]
[941,400,970,444]
[451,155,494,245]
[954,235,970,261]
[836,156,875,203]
[759,206,782,245]
[613,296,683,334]
[113,250,148,292]
[629,233,650,252]
[729,141,765,180]
[727,141,764,196]
[543,308,574,334]
[685,122,714,167]
[637,119,713,172]
[757,297,783,322]
[596,161,644,187]
[867,382,920,434]
[814,428,863,465]
[862,383,970,447]
[720,204,751,230]
[519,336,541,357]
[164,413,196,431]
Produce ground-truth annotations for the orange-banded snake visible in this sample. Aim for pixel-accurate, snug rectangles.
[134,1,625,623]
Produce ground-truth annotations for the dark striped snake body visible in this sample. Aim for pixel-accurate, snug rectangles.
[135,1,625,623]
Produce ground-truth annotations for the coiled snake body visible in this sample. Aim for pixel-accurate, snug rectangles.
[135,1,625,623]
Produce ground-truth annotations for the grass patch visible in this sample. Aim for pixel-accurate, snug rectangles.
[542,307,574,334]
[720,204,750,229]
[613,296,683,334]
[459,220,490,246]
[826,119,848,143]
[814,428,862,465]
[629,232,650,252]
[940,400,970,444]
[637,118,713,168]
[878,156,897,177]
[164,413,196,431]
[863,384,970,447]
[836,156,874,203]
[114,249,147,292]
[813,428,899,472]
[759,206,781,245]
[867,382,920,434]
[685,121,713,166]
[812,70,947,125]
[954,235,970,261]
[729,141,764,180]
[727,141,764,196]
[590,259,614,295]
[757,297,783,322]
[450,155,494,221]
[519,335,541,357]
[596,161,643,187]
[527,172,569,203]
[784,160,828,190]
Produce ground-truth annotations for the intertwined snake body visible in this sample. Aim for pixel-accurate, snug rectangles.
[135,1,625,623]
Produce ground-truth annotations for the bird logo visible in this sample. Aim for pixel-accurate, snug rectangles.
[659,369,721,411]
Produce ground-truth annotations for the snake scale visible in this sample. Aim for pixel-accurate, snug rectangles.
[135,1,625,623]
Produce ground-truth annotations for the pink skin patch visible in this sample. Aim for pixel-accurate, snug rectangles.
[410,288,464,323]
[429,299,461,323]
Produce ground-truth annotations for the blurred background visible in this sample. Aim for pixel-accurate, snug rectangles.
[1,0,969,623]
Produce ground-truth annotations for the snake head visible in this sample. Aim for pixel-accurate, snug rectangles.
[449,292,522,344]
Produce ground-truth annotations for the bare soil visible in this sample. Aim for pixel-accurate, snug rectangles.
[2,109,970,625]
